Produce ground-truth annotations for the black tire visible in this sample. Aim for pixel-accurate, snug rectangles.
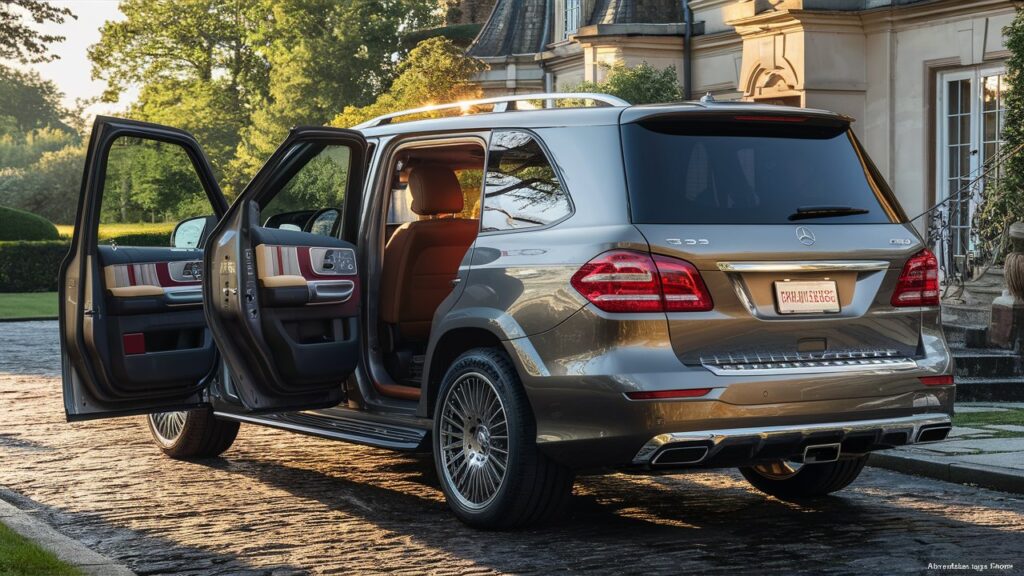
[739,455,868,500]
[432,347,574,529]
[146,408,239,459]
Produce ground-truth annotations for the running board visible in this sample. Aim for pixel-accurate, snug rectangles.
[214,410,430,452]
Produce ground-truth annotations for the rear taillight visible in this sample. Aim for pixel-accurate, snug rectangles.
[891,249,939,307]
[570,250,713,313]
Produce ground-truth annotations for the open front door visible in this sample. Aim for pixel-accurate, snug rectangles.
[61,117,228,420]
[204,128,367,413]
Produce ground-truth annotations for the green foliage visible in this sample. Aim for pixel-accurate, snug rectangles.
[570,62,684,105]
[331,37,485,128]
[0,205,58,241]
[100,137,210,224]
[0,143,86,224]
[976,8,1024,262]
[89,0,269,195]
[0,0,76,64]
[0,126,76,169]
[55,222,177,246]
[232,0,441,180]
[0,64,70,135]
[0,240,67,292]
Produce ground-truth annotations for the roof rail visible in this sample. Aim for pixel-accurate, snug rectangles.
[353,92,630,129]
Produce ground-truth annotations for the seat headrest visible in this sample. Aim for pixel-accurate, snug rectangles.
[408,166,464,215]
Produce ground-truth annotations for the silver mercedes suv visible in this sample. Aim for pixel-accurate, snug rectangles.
[59,93,953,529]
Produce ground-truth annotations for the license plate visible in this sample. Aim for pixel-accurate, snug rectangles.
[774,281,840,314]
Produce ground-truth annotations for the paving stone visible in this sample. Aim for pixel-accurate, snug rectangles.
[1,321,1023,574]
[985,425,1024,433]
[953,452,1024,471]
[947,427,993,438]
[912,437,1024,454]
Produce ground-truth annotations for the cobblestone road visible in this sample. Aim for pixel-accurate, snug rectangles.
[1,321,1023,575]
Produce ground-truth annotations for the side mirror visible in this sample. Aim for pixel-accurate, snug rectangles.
[307,208,340,236]
[171,215,214,248]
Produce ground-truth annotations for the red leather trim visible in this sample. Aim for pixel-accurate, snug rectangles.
[126,265,136,286]
[123,333,145,355]
[155,262,200,287]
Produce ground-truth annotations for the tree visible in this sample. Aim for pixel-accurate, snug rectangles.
[331,37,485,128]
[976,7,1024,266]
[230,0,440,182]
[0,0,74,63]
[0,143,86,223]
[89,0,269,193]
[571,62,683,105]
[0,64,68,134]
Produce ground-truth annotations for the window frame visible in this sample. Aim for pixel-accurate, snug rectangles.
[561,0,581,41]
[478,128,576,236]
[934,64,1007,270]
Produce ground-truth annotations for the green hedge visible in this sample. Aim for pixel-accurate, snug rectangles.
[0,240,68,292]
[0,206,59,241]
[99,232,169,247]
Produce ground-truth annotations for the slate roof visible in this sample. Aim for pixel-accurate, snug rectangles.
[467,0,551,57]
[588,0,681,25]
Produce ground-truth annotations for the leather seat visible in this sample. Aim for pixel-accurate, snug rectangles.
[380,166,478,341]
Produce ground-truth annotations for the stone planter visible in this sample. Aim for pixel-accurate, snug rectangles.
[989,222,1024,349]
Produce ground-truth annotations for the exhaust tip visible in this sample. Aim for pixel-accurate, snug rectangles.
[803,443,841,464]
[916,424,952,443]
[652,444,709,466]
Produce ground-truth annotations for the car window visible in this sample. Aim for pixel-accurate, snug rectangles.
[260,144,351,236]
[99,136,214,247]
[621,119,900,225]
[481,131,570,232]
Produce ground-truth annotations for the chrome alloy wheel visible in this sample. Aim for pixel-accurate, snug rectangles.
[751,460,803,480]
[438,372,510,510]
[148,411,188,446]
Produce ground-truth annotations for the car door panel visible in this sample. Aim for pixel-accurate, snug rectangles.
[203,128,367,413]
[252,228,360,388]
[60,117,227,420]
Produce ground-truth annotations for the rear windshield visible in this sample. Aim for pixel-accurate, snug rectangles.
[621,118,901,225]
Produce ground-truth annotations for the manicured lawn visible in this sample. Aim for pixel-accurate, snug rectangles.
[0,522,82,576]
[0,293,58,320]
[55,222,176,240]
[954,408,1024,427]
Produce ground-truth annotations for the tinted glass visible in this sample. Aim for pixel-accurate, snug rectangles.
[261,144,351,236]
[621,120,899,224]
[482,131,570,232]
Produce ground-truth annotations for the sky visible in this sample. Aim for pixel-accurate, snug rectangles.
[7,0,135,117]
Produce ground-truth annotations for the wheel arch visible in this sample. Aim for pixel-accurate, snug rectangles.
[419,325,504,418]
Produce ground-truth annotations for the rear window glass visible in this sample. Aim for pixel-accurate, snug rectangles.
[621,119,900,225]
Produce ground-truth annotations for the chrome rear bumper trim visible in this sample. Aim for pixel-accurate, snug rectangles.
[632,413,952,465]
[702,356,919,376]
[717,260,890,273]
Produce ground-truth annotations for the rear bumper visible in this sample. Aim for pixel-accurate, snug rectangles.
[631,413,952,468]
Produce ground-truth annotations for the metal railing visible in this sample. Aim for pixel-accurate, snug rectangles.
[353,92,630,129]
[915,141,1024,297]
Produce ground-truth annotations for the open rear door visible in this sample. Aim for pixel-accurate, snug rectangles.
[61,117,228,420]
[204,127,367,413]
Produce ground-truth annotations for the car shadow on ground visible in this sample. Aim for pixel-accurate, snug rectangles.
[203,450,1023,573]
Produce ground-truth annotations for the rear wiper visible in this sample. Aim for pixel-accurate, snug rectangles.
[788,205,869,221]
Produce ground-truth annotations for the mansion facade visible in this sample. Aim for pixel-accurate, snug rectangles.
[465,0,1018,276]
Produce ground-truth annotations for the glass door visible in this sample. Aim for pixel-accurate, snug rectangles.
[936,67,1007,281]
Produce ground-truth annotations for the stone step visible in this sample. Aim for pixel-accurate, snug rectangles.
[942,302,992,327]
[955,376,1024,402]
[953,348,1024,379]
[942,323,988,349]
